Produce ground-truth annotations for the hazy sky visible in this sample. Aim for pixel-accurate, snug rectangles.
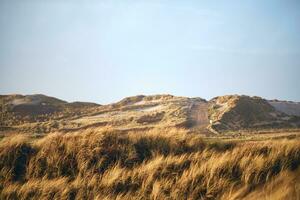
[1,0,300,104]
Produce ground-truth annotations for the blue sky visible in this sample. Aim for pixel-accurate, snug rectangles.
[0,0,300,104]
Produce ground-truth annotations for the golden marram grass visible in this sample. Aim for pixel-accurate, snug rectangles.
[0,128,299,200]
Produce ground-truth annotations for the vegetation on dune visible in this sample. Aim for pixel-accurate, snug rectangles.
[208,95,296,132]
[2,94,300,136]
[0,94,100,131]
[0,128,300,200]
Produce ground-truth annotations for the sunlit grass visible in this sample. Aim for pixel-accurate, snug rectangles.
[0,128,300,200]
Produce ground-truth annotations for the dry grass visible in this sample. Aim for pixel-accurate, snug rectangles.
[0,128,300,200]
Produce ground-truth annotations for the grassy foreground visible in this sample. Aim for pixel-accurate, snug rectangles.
[0,128,300,200]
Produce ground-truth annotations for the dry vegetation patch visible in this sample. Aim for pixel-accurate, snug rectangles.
[0,128,300,199]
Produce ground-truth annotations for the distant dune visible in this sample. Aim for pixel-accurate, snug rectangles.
[1,93,300,134]
[1,93,300,200]
[269,100,300,116]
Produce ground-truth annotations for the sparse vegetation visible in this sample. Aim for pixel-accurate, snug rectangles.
[1,128,300,200]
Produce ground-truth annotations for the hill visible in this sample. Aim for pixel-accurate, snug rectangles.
[269,100,300,116]
[1,93,300,200]
[0,94,100,133]
[208,95,300,132]
[1,94,300,135]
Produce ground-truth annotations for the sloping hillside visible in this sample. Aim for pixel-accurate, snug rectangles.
[65,95,208,132]
[208,95,300,132]
[269,100,300,116]
[0,94,202,134]
[1,94,300,135]
[0,94,100,133]
[1,94,300,200]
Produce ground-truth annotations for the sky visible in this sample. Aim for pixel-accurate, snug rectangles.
[0,0,300,104]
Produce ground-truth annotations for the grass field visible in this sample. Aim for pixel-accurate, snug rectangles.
[0,128,300,200]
